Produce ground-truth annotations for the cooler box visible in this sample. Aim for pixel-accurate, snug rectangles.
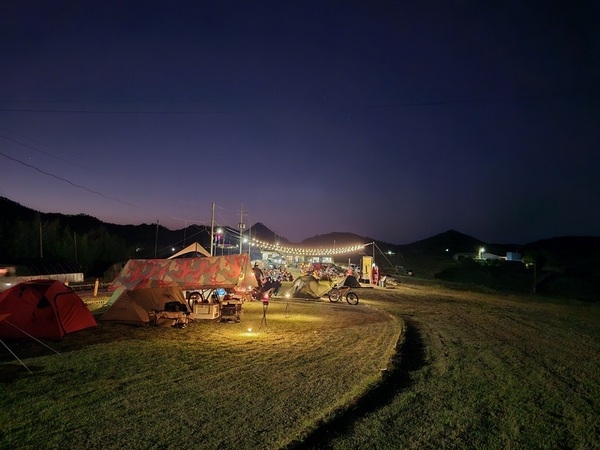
[191,303,220,320]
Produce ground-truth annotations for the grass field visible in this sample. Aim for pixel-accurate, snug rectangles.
[2,286,599,449]
[1,297,400,449]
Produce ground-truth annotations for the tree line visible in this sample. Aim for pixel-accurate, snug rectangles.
[0,215,134,277]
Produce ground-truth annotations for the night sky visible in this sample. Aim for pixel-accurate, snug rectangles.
[1,1,599,245]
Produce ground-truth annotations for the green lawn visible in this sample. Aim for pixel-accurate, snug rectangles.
[1,298,400,449]
[2,286,599,449]
[320,286,600,449]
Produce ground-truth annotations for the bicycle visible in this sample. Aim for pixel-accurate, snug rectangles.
[327,285,359,305]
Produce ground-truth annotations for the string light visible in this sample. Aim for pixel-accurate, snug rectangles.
[249,238,368,256]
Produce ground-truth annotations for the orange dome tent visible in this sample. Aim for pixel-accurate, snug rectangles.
[0,280,97,340]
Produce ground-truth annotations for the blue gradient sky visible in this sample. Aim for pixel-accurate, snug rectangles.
[1,1,599,245]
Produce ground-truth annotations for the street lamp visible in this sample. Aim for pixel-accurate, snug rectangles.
[216,228,223,255]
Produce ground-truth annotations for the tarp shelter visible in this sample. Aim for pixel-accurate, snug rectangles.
[0,280,97,340]
[288,275,333,299]
[99,254,257,325]
[107,254,257,291]
[168,242,211,259]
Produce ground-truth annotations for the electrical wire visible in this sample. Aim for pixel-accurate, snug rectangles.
[0,150,137,207]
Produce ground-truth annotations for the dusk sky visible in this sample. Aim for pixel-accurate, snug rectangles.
[1,1,599,245]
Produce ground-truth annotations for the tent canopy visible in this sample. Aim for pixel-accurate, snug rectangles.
[168,242,211,259]
[109,253,258,291]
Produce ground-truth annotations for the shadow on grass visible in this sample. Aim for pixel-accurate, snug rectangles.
[0,321,145,365]
[285,317,426,449]
[0,363,45,383]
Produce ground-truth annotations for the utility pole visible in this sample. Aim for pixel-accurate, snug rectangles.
[210,202,215,256]
[39,220,43,258]
[154,220,159,258]
[238,205,246,254]
[248,227,251,255]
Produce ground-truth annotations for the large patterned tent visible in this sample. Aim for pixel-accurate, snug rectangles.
[100,254,257,326]
[107,254,257,291]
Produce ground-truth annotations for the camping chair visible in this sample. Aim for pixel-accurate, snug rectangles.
[220,301,242,323]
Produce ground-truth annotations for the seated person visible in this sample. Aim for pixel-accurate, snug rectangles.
[262,276,274,293]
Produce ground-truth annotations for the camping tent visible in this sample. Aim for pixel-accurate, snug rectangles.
[0,280,97,340]
[340,275,361,288]
[168,242,211,259]
[100,254,257,325]
[288,275,334,299]
[100,287,188,326]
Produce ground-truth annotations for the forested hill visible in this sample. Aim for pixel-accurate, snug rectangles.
[2,196,599,301]
[0,196,208,275]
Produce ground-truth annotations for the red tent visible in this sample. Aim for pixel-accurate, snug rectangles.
[0,280,97,340]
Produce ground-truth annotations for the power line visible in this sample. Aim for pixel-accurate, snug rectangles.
[0,150,137,207]
[0,133,211,226]
[0,133,98,173]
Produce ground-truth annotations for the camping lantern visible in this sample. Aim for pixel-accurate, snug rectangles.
[259,293,269,331]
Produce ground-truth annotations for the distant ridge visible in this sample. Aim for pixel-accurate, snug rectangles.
[400,229,484,254]
[300,231,373,247]
[1,196,598,252]
[248,222,290,244]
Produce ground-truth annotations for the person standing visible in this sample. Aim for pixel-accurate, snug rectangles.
[252,263,264,288]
